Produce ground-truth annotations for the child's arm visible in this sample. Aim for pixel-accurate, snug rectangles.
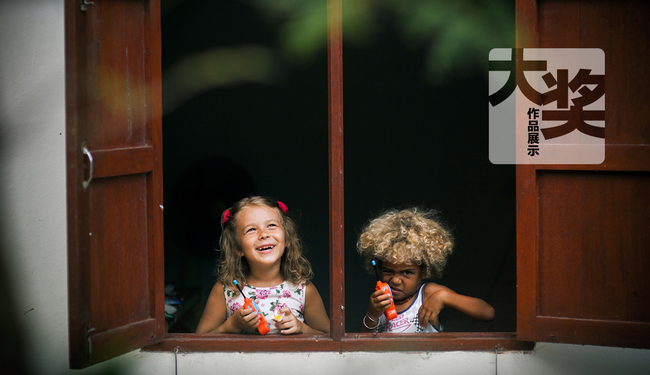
[419,283,495,328]
[275,282,330,334]
[195,281,263,334]
[360,289,392,332]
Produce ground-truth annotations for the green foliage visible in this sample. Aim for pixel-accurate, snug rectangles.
[162,0,514,111]
[254,0,513,81]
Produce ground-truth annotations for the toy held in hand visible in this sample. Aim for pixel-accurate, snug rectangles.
[357,208,495,334]
[234,279,270,335]
[373,260,397,320]
[195,196,330,335]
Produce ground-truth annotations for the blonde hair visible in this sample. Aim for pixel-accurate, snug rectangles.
[216,196,313,295]
[357,207,453,280]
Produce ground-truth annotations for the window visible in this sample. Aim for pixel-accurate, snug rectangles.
[160,0,520,336]
[66,0,650,369]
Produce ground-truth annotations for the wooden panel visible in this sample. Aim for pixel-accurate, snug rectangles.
[594,0,650,145]
[517,0,650,349]
[66,0,164,368]
[539,0,650,147]
[85,0,149,148]
[531,317,650,348]
[537,171,650,322]
[90,146,154,178]
[538,0,580,48]
[88,174,150,330]
[89,319,158,365]
[627,176,650,321]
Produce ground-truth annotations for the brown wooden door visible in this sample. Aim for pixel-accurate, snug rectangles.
[516,0,650,349]
[66,0,164,368]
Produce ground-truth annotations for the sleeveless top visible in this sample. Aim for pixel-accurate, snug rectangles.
[223,281,306,334]
[376,283,443,333]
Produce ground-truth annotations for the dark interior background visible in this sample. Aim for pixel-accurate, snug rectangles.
[161,0,515,333]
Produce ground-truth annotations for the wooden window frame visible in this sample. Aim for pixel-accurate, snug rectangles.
[144,0,531,354]
[149,0,650,353]
[67,2,534,368]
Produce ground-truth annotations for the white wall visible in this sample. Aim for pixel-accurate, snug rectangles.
[1,1,649,374]
[0,0,70,373]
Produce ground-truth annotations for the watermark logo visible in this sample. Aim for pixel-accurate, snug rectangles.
[489,48,605,164]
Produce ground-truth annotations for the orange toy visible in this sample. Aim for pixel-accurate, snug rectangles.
[234,280,270,335]
[372,260,397,320]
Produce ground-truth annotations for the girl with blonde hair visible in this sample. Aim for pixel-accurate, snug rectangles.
[197,196,330,335]
[358,208,494,333]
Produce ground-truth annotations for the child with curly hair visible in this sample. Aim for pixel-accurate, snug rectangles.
[196,196,330,335]
[358,208,494,333]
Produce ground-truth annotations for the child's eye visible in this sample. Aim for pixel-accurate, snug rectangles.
[245,227,256,233]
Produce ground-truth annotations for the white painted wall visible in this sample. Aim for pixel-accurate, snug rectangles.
[1,1,649,374]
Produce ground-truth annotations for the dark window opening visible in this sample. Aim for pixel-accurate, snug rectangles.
[160,0,516,335]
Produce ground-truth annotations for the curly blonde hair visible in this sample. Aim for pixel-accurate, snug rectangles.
[357,207,454,280]
[216,196,313,295]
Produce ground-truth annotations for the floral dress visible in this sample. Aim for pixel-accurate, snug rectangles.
[223,281,306,334]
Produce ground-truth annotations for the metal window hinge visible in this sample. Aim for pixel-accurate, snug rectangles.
[81,0,94,12]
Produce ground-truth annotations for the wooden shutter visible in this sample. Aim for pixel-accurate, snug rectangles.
[516,0,650,348]
[65,0,164,368]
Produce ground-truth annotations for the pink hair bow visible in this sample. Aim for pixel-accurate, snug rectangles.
[222,209,231,224]
[278,201,288,214]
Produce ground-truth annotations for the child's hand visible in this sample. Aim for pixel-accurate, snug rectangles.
[418,289,447,329]
[274,306,304,334]
[367,289,392,321]
[420,284,496,326]
[230,306,263,332]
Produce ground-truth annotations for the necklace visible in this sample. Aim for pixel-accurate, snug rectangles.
[394,291,416,306]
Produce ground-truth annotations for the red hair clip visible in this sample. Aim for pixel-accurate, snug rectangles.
[222,209,231,224]
[278,201,288,214]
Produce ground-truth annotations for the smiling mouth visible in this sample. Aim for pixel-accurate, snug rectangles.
[256,245,275,252]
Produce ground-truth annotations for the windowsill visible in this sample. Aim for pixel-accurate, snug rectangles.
[143,332,534,352]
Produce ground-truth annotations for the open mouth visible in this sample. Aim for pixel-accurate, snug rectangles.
[256,245,275,253]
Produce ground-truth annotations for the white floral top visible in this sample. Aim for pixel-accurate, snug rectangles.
[223,281,306,334]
